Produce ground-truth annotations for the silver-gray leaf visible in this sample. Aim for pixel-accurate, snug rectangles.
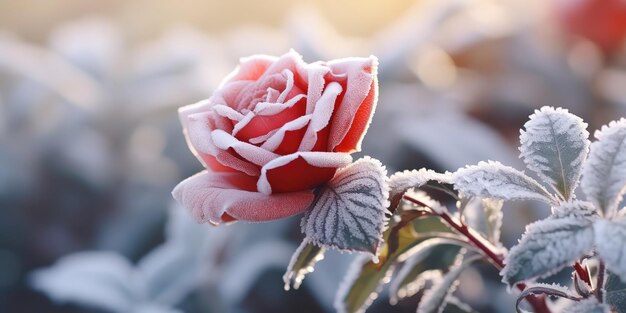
[501,211,595,287]
[519,106,589,200]
[594,217,626,283]
[301,157,389,255]
[581,118,626,216]
[453,161,556,203]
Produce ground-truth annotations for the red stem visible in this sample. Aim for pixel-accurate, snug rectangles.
[403,194,551,313]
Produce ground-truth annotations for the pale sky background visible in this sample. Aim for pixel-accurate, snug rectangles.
[0,0,422,41]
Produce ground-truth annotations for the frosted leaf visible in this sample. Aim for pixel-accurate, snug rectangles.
[301,157,389,255]
[519,107,590,200]
[334,254,395,313]
[501,212,595,287]
[515,283,578,313]
[604,271,626,312]
[417,254,481,313]
[388,169,452,211]
[390,238,466,304]
[283,239,326,291]
[137,207,212,305]
[581,119,626,216]
[453,161,556,203]
[463,197,503,245]
[594,217,626,283]
[29,252,135,313]
[562,298,610,313]
[551,201,597,219]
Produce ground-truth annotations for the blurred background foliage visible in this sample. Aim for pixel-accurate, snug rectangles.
[2,0,626,312]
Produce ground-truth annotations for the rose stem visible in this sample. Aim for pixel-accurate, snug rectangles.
[403,194,551,313]
[595,260,606,302]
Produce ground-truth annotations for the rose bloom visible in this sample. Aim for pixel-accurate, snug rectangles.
[173,50,378,225]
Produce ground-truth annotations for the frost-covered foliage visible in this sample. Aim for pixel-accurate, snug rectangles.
[581,119,626,216]
[287,106,626,313]
[519,107,590,200]
[300,157,389,256]
[30,206,216,313]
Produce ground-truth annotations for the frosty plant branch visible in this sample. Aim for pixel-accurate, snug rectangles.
[171,50,626,313]
[402,194,551,313]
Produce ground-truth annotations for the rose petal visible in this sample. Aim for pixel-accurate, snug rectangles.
[232,95,307,141]
[225,54,277,82]
[213,104,245,122]
[213,80,253,110]
[333,78,377,153]
[185,112,259,175]
[211,129,279,166]
[327,56,378,153]
[256,50,304,81]
[173,171,314,224]
[254,94,307,117]
[277,69,295,103]
[298,82,342,151]
[296,62,331,114]
[260,115,311,153]
[257,152,352,194]
[178,99,211,131]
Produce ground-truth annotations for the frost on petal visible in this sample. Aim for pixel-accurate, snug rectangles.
[172,171,314,224]
[299,62,331,114]
[211,129,279,166]
[453,161,556,203]
[232,94,307,142]
[562,298,610,313]
[327,56,378,153]
[501,212,595,288]
[298,82,342,151]
[300,157,389,255]
[257,151,352,194]
[334,254,395,313]
[519,106,590,200]
[417,255,481,313]
[594,217,626,283]
[225,54,277,82]
[388,169,452,212]
[260,115,311,154]
[29,252,134,313]
[212,104,245,122]
[581,118,626,216]
[282,239,325,291]
[253,94,306,116]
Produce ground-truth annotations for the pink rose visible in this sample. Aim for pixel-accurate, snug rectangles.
[173,50,378,225]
